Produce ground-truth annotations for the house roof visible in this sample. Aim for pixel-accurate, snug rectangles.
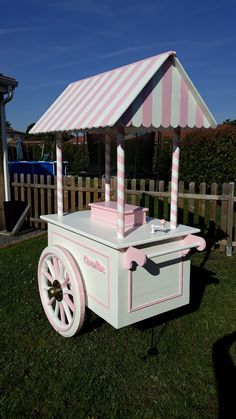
[30,51,216,134]
[0,74,18,93]
[7,127,25,136]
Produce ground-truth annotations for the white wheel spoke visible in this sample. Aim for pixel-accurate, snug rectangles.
[46,259,55,280]
[58,259,63,276]
[52,257,60,279]
[43,271,53,284]
[62,300,73,324]
[61,274,69,288]
[42,284,50,290]
[59,265,65,284]
[48,296,55,306]
[63,288,73,295]
[64,295,75,312]
[59,303,66,326]
[54,301,59,317]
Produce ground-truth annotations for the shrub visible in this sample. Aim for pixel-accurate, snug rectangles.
[153,135,172,182]
[62,143,89,174]
[179,125,236,185]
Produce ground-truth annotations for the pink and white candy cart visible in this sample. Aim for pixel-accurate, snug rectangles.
[30,51,216,337]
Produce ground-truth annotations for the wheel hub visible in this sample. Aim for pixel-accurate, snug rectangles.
[48,280,63,301]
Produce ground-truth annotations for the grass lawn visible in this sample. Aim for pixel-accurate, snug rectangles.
[0,236,235,418]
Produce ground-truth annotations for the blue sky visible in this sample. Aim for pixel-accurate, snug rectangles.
[1,0,235,131]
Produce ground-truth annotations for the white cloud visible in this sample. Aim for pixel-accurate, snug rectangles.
[0,27,39,35]
[99,46,149,59]
[98,41,181,60]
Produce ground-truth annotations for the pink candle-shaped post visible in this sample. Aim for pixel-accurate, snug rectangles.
[56,132,63,217]
[170,127,180,229]
[117,127,125,239]
[105,133,111,202]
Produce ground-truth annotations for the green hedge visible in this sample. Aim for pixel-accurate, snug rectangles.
[62,143,89,174]
[40,125,236,185]
[179,125,236,185]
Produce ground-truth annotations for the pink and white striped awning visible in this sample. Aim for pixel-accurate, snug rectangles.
[30,51,216,134]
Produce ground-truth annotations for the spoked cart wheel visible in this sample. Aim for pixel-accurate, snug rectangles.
[38,245,85,337]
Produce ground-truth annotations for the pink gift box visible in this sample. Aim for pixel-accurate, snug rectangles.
[89,201,148,229]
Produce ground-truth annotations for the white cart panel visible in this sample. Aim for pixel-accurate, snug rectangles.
[116,248,190,328]
[48,223,119,327]
[130,251,184,309]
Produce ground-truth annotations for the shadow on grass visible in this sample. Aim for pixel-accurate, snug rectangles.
[81,309,106,335]
[212,331,236,419]
[135,248,219,355]
[80,248,220,358]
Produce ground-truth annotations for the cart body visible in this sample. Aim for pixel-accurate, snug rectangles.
[42,211,202,329]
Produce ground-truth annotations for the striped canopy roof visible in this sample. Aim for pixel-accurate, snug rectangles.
[30,51,216,134]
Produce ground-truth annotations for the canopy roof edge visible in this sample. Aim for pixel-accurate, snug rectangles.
[30,50,216,135]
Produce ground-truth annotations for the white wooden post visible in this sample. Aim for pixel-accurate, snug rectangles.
[117,128,125,239]
[0,101,11,201]
[170,127,180,229]
[56,132,63,217]
[105,133,111,201]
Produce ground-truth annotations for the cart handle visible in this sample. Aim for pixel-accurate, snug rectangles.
[182,234,206,255]
[123,247,147,270]
[123,235,205,269]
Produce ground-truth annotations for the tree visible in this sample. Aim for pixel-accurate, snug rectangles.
[223,119,236,125]
[26,122,35,134]
[25,122,69,142]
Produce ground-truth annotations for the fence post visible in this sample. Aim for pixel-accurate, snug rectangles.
[178,181,184,225]
[86,177,91,207]
[78,177,83,211]
[20,174,25,201]
[27,174,32,226]
[47,175,52,214]
[188,182,195,226]
[149,179,155,217]
[14,173,18,200]
[94,177,98,202]
[226,182,235,256]
[220,183,229,250]
[34,174,39,228]
[70,176,76,212]
[209,182,217,238]
[40,174,46,229]
[140,179,145,207]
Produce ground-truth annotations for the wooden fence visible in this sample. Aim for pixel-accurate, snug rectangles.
[11,174,236,254]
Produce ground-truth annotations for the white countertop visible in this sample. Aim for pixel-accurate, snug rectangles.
[41,211,200,250]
